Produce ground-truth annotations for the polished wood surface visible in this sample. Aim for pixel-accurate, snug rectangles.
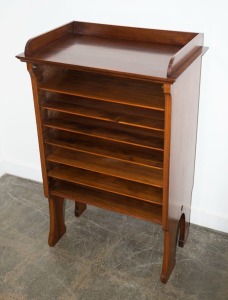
[160,56,204,283]
[16,21,207,284]
[51,181,163,224]
[16,21,202,82]
[43,116,164,150]
[35,34,179,79]
[41,96,164,130]
[74,201,87,217]
[27,63,49,197]
[47,148,163,187]
[45,131,163,168]
[48,165,163,204]
[39,70,165,109]
[48,195,66,246]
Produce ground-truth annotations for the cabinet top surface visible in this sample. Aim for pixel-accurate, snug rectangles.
[16,21,206,82]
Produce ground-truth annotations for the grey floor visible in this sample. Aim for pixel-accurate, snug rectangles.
[0,174,227,300]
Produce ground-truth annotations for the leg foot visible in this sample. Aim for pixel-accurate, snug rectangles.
[160,223,179,283]
[48,196,66,247]
[161,213,190,282]
[74,201,87,217]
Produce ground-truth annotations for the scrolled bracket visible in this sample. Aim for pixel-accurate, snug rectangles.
[27,63,43,83]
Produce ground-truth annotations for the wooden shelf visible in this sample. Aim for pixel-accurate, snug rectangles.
[17,21,207,283]
[43,117,164,150]
[47,148,163,187]
[41,95,164,131]
[39,70,165,110]
[45,131,163,168]
[50,180,162,224]
[48,165,163,204]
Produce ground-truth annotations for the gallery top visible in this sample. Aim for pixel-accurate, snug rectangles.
[16,21,207,83]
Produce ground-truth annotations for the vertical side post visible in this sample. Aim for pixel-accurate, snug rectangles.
[27,63,49,197]
[161,84,178,283]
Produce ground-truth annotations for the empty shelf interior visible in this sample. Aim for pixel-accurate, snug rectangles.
[47,147,163,187]
[39,69,165,110]
[45,131,163,168]
[41,93,164,131]
[43,114,164,150]
[50,180,162,224]
[48,165,163,204]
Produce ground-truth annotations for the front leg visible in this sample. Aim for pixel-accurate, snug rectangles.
[160,220,179,283]
[48,196,66,246]
[160,212,188,283]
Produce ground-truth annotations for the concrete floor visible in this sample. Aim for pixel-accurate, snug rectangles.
[0,174,227,300]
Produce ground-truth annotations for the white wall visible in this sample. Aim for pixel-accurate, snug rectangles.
[0,0,227,232]
[0,137,3,177]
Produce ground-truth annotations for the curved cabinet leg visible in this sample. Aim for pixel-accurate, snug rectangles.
[74,201,87,217]
[48,196,66,247]
[161,212,190,283]
[160,222,179,283]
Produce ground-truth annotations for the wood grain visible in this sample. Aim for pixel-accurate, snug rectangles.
[48,165,163,204]
[16,21,207,284]
[39,70,165,109]
[43,116,164,150]
[47,148,163,187]
[41,95,164,131]
[51,181,163,224]
[45,131,163,168]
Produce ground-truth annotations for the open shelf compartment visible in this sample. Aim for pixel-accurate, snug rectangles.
[41,92,164,131]
[44,130,163,168]
[46,147,163,188]
[50,180,163,224]
[39,69,165,109]
[48,164,163,204]
[43,114,164,151]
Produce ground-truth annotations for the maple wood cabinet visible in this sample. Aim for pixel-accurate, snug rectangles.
[16,21,207,283]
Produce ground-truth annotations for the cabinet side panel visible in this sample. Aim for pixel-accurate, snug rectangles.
[167,57,203,235]
[27,63,49,197]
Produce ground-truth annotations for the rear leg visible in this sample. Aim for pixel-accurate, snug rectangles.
[74,201,87,217]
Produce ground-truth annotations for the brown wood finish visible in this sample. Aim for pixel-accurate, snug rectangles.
[48,165,163,204]
[47,148,163,187]
[41,96,164,130]
[161,56,204,283]
[39,71,165,110]
[44,131,163,168]
[74,21,196,45]
[16,22,202,82]
[51,181,163,224]
[48,195,66,246]
[25,22,74,56]
[167,33,204,77]
[74,202,87,217]
[16,21,207,283]
[43,116,164,150]
[162,84,172,231]
[27,63,49,197]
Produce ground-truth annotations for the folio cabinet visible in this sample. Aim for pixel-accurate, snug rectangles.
[16,21,207,283]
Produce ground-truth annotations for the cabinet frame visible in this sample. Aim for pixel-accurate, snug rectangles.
[17,21,207,283]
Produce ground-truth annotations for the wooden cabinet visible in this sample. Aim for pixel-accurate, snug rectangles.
[16,21,207,283]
